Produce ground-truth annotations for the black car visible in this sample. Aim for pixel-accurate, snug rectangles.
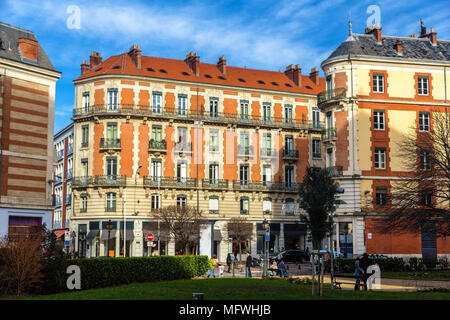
[270,250,309,264]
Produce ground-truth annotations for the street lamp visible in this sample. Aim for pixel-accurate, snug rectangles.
[106,219,113,257]
[262,218,270,278]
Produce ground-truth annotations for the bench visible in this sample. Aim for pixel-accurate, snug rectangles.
[333,271,375,290]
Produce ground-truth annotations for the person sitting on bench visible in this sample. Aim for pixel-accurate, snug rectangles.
[269,261,280,277]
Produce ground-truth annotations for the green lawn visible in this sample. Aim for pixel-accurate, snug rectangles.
[16,278,450,300]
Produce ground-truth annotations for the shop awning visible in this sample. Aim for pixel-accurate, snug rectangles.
[120,230,134,241]
[86,230,99,241]
[100,230,117,241]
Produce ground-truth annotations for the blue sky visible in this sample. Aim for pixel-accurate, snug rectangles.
[1,0,449,133]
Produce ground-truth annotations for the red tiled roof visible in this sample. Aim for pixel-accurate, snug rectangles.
[74,53,325,95]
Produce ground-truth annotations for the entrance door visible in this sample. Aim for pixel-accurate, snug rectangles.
[421,222,437,261]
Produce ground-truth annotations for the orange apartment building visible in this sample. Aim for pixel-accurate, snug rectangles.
[0,22,60,238]
[70,46,325,259]
[318,21,449,259]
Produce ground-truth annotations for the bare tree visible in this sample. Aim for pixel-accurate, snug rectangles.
[380,110,450,236]
[152,205,205,255]
[0,228,45,296]
[227,217,253,266]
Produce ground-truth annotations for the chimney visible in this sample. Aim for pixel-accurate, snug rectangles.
[429,27,437,46]
[395,40,402,55]
[309,67,319,85]
[365,23,382,43]
[81,60,89,75]
[89,51,102,69]
[18,37,38,61]
[128,44,142,69]
[185,51,200,76]
[284,64,302,87]
[217,56,226,74]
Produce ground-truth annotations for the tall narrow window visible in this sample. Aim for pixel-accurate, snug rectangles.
[312,108,321,128]
[262,165,272,186]
[420,149,431,171]
[239,165,249,185]
[81,159,88,178]
[285,166,294,188]
[178,94,187,116]
[373,110,385,130]
[106,157,117,177]
[420,189,433,207]
[263,197,272,215]
[374,148,386,169]
[106,123,118,145]
[326,75,332,99]
[209,163,219,185]
[80,194,88,212]
[285,135,294,152]
[209,196,219,214]
[240,131,250,155]
[284,105,293,124]
[177,161,187,184]
[152,91,162,114]
[240,100,249,121]
[151,160,161,183]
[262,103,271,123]
[151,194,160,211]
[240,197,249,214]
[151,126,162,142]
[262,133,271,156]
[375,187,388,206]
[418,76,429,95]
[312,138,321,158]
[209,129,219,152]
[419,112,430,132]
[373,74,384,93]
[107,89,118,110]
[177,194,187,208]
[285,198,295,215]
[82,92,90,113]
[81,125,89,147]
[209,97,218,119]
[106,192,116,211]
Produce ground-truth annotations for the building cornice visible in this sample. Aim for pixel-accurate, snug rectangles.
[0,57,61,80]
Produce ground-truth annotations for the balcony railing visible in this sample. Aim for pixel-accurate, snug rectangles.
[202,179,229,189]
[73,104,324,131]
[263,210,272,215]
[148,139,167,152]
[143,177,198,188]
[232,180,301,192]
[174,142,192,153]
[327,166,343,177]
[237,145,254,156]
[72,175,126,187]
[322,128,337,141]
[100,138,121,150]
[260,148,277,158]
[282,149,299,160]
[317,88,347,105]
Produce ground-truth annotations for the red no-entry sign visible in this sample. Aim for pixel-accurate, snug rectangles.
[146,233,154,241]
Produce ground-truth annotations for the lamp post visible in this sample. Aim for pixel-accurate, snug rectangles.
[262,218,270,278]
[106,219,113,257]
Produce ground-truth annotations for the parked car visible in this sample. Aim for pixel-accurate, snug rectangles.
[269,250,310,264]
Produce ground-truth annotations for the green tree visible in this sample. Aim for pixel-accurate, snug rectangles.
[299,167,340,250]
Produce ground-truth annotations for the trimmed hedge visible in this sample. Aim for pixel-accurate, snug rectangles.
[43,255,209,293]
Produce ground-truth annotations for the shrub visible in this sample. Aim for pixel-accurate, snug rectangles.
[42,255,210,293]
[324,257,406,273]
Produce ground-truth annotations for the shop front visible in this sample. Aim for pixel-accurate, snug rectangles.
[256,223,280,255]
[142,221,169,256]
[284,223,306,251]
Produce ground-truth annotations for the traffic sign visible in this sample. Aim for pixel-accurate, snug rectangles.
[146,233,154,241]
[265,227,270,241]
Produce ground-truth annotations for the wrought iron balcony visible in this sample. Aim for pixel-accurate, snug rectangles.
[73,104,324,131]
[237,145,254,156]
[143,176,198,188]
[148,139,167,152]
[282,149,299,160]
[72,175,126,187]
[327,166,343,177]
[232,180,301,192]
[317,88,347,105]
[202,179,229,189]
[100,138,121,151]
[174,142,192,154]
[263,210,272,215]
[322,128,337,141]
[260,148,277,158]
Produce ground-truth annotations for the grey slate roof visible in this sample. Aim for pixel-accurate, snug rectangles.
[323,33,450,65]
[0,21,56,71]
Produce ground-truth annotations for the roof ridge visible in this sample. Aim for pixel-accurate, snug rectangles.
[0,21,34,35]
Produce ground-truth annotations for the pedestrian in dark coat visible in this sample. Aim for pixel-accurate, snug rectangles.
[226,253,232,273]
[245,252,252,277]
[354,255,365,291]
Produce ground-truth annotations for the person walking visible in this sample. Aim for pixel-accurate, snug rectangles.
[277,259,288,278]
[207,255,217,278]
[276,249,282,263]
[353,254,365,290]
[226,253,232,273]
[245,251,252,277]
[359,253,371,291]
